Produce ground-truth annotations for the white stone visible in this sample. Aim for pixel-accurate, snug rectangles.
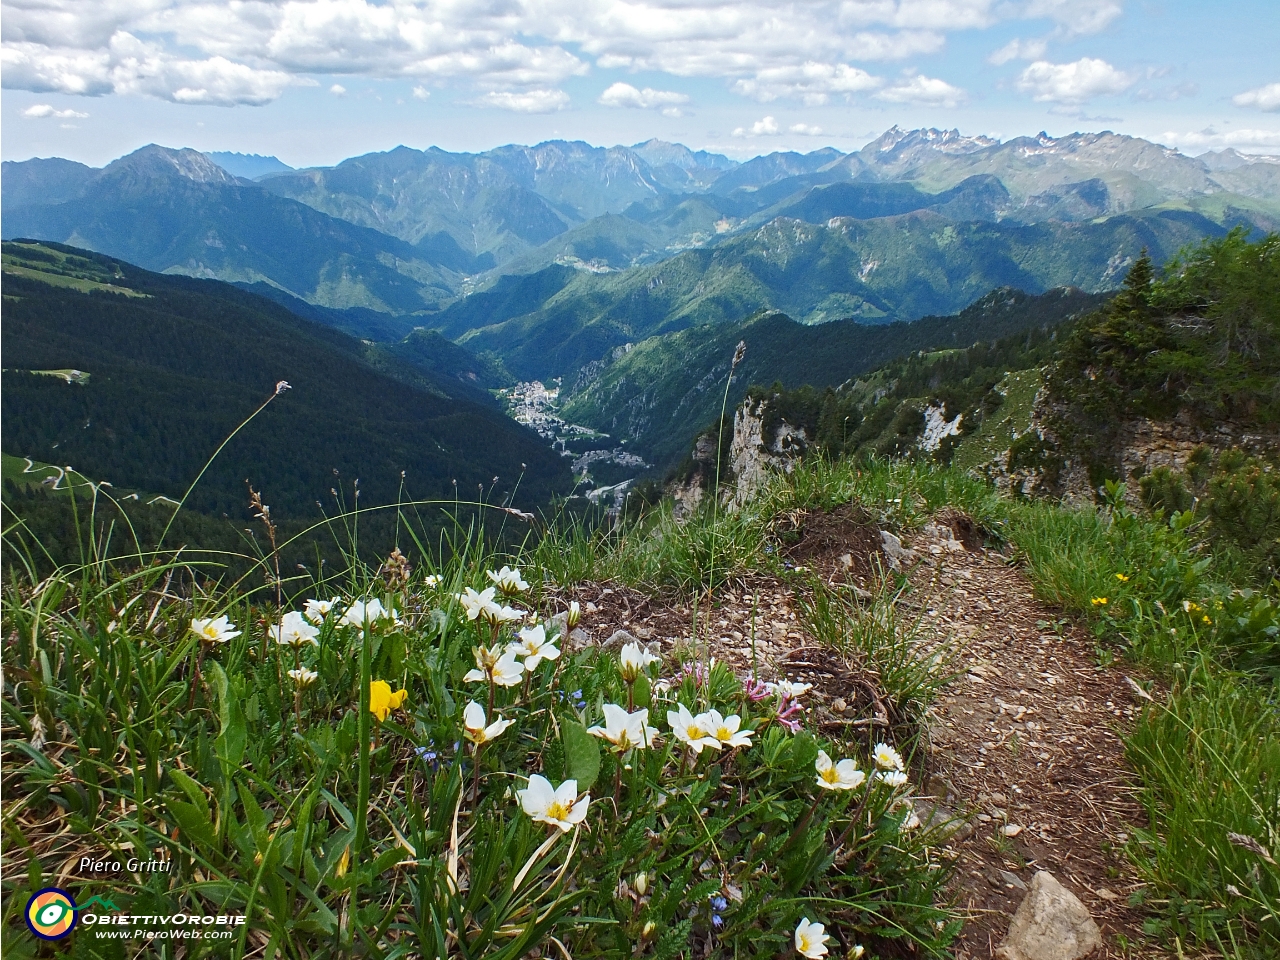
[995,871,1102,960]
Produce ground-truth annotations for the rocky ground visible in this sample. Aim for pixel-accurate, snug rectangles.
[549,506,1166,958]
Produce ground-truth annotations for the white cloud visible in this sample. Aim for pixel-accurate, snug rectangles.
[1161,127,1280,153]
[733,115,781,137]
[875,74,967,107]
[2,34,298,105]
[475,88,569,113]
[842,30,947,60]
[734,62,881,105]
[412,84,430,100]
[790,122,824,135]
[329,83,345,95]
[988,37,1047,65]
[598,82,688,111]
[836,1,998,31]
[1022,0,1123,36]
[1016,57,1134,103]
[1233,82,1280,113]
[22,102,88,118]
[0,0,1127,110]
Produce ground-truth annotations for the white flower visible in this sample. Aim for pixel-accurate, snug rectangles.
[462,700,513,745]
[191,615,241,645]
[458,586,525,625]
[509,624,561,671]
[873,742,904,771]
[458,586,499,621]
[900,805,921,830]
[341,598,399,629]
[768,679,813,699]
[876,770,909,788]
[423,574,441,588]
[702,709,754,749]
[794,917,829,958]
[589,704,658,751]
[850,946,865,959]
[487,565,529,594]
[517,774,590,832]
[287,667,318,687]
[618,641,660,682]
[303,597,341,622]
[270,611,320,649]
[463,648,525,687]
[491,603,525,624]
[566,600,581,628]
[668,703,717,754]
[815,749,866,791]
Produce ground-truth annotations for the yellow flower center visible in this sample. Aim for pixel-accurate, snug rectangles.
[821,767,840,783]
[716,726,733,740]
[687,724,705,740]
[546,800,571,822]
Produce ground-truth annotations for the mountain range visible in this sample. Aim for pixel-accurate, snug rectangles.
[4,127,1278,491]
[6,128,1277,323]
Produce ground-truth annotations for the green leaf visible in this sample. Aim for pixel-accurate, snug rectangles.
[208,661,246,768]
[633,672,652,710]
[169,768,211,821]
[560,719,601,791]
[169,799,218,852]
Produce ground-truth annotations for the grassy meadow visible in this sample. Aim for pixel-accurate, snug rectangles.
[3,451,1278,958]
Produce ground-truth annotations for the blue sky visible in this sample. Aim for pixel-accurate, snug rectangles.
[4,0,1278,167]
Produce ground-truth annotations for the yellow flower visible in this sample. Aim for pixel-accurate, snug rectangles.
[1091,597,1108,606]
[369,680,407,721]
[1115,573,1129,582]
[1202,615,1212,625]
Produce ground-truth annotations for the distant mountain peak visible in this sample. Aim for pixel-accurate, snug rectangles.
[1198,147,1280,171]
[629,139,737,172]
[204,151,293,179]
[105,145,243,185]
[865,126,998,160]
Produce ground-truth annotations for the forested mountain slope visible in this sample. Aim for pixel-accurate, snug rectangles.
[449,209,1224,382]
[0,242,569,526]
[561,287,1110,468]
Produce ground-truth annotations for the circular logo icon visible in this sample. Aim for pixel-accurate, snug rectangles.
[26,887,78,940]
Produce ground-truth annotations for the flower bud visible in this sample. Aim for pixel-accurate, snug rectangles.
[642,921,656,939]
[566,600,581,629]
[634,872,648,896]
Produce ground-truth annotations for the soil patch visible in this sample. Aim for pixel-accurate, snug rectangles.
[776,504,885,582]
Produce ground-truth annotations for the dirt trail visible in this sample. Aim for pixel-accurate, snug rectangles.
[907,522,1158,958]
[553,508,1162,958]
